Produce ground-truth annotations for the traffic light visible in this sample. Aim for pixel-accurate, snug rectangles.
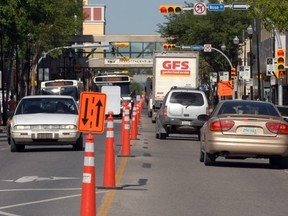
[276,48,285,78]
[114,42,129,48]
[162,43,176,49]
[230,67,237,80]
[159,5,182,14]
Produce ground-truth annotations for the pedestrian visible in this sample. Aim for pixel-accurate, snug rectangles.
[8,95,17,115]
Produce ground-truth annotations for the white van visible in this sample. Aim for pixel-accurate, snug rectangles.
[155,86,210,140]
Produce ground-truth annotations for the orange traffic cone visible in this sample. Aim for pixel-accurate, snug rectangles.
[103,112,116,188]
[80,133,96,216]
[118,104,134,157]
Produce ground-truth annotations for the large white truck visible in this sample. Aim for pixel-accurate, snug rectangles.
[151,51,200,123]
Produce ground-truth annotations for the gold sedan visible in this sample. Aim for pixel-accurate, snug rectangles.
[199,100,288,168]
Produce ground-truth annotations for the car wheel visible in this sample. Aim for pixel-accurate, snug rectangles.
[159,133,167,140]
[204,152,215,166]
[10,138,25,152]
[73,135,84,151]
[197,130,201,141]
[148,111,152,117]
[155,133,159,139]
[269,157,288,169]
[7,128,11,145]
[200,147,204,163]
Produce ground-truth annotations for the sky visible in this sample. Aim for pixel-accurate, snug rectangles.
[89,0,191,35]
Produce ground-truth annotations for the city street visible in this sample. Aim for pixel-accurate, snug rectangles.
[0,109,287,216]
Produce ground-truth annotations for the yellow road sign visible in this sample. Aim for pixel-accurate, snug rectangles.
[78,92,107,133]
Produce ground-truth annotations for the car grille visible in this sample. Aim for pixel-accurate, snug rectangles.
[32,133,59,139]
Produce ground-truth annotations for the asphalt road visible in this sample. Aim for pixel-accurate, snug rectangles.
[0,109,288,216]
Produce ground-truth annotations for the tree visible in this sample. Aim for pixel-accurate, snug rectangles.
[157,0,288,86]
[0,0,84,96]
[247,0,288,33]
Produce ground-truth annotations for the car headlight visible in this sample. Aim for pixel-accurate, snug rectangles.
[14,125,31,130]
[60,125,77,130]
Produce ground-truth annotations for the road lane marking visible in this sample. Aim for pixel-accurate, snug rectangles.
[0,191,107,211]
[0,210,20,216]
[2,176,80,183]
[97,150,130,216]
[0,188,81,192]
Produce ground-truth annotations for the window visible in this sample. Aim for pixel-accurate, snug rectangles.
[169,92,204,106]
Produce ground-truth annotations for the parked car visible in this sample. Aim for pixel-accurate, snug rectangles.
[155,86,210,140]
[199,100,288,168]
[8,95,83,152]
[275,105,288,122]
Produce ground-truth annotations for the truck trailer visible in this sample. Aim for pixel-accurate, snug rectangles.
[151,51,200,123]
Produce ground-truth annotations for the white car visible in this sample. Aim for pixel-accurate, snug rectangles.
[9,95,83,152]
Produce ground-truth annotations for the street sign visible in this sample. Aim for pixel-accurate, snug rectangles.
[207,4,225,11]
[232,3,250,10]
[219,71,229,81]
[210,72,217,83]
[78,92,107,133]
[191,45,204,51]
[203,44,212,52]
[237,65,250,80]
[181,45,192,49]
[193,2,207,15]
[266,57,274,76]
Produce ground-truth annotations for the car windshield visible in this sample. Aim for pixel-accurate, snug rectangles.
[169,92,204,106]
[15,98,78,115]
[218,101,280,116]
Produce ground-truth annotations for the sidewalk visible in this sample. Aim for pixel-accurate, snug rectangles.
[0,125,6,133]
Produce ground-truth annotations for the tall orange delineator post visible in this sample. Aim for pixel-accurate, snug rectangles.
[120,102,128,145]
[119,104,131,156]
[80,133,96,216]
[136,102,140,126]
[130,105,138,140]
[103,112,116,187]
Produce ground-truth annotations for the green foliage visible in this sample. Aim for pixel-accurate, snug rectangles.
[157,0,288,86]
[131,82,143,96]
[247,0,288,33]
[0,0,84,60]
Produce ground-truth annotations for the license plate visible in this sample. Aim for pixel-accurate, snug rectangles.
[182,121,191,126]
[37,133,53,139]
[242,127,257,135]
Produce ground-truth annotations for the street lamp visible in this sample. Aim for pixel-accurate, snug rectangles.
[247,25,253,100]
[233,36,239,99]
[221,43,226,52]
[233,36,239,66]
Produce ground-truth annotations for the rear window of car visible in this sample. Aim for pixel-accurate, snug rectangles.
[169,92,204,106]
[218,102,279,116]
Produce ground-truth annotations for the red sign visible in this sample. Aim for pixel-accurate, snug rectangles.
[161,60,191,76]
